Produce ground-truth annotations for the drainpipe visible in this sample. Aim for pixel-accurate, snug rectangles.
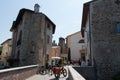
[89,5,93,66]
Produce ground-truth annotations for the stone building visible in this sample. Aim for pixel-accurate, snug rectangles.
[10,4,56,67]
[81,0,120,80]
[58,37,66,48]
[66,31,85,62]
[1,39,12,67]
[52,40,57,46]
[58,37,67,58]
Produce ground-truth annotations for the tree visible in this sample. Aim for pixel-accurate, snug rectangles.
[68,48,71,63]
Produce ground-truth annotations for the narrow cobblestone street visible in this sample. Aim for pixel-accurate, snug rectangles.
[26,66,68,80]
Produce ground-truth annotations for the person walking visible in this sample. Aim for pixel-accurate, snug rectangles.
[79,59,81,66]
[86,59,91,66]
[81,59,86,67]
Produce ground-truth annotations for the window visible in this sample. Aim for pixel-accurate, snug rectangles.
[116,22,120,33]
[47,35,50,44]
[78,39,84,43]
[47,24,51,30]
[46,54,49,61]
[17,31,22,46]
[19,20,22,25]
[30,41,35,53]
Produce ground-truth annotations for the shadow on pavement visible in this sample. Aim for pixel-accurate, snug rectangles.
[49,78,58,80]
[49,78,69,80]
[66,78,69,80]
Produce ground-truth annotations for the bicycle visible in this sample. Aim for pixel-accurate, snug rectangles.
[49,66,67,79]
[37,66,46,75]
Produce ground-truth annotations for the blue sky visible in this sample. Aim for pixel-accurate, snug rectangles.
[0,0,90,44]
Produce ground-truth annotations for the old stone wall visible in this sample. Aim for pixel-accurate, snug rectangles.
[11,8,55,68]
[15,12,44,66]
[0,65,37,80]
[1,39,12,66]
[15,11,54,67]
[73,67,96,80]
[20,12,43,66]
[46,19,53,64]
[90,0,120,80]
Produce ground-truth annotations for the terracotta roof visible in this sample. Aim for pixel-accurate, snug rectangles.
[10,8,56,34]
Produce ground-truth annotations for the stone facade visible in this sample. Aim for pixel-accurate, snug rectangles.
[81,0,120,80]
[58,37,67,58]
[0,65,37,80]
[10,5,56,67]
[58,37,66,48]
[1,39,12,67]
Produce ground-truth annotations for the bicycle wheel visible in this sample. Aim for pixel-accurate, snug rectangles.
[36,67,41,74]
[62,69,67,77]
[54,73,60,79]
[39,66,46,75]
[49,69,53,75]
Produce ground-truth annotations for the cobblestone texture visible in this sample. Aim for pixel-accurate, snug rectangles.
[26,66,68,80]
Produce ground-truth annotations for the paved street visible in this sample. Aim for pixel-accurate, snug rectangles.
[26,66,68,80]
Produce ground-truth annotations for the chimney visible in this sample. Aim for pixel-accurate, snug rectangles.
[34,4,40,13]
